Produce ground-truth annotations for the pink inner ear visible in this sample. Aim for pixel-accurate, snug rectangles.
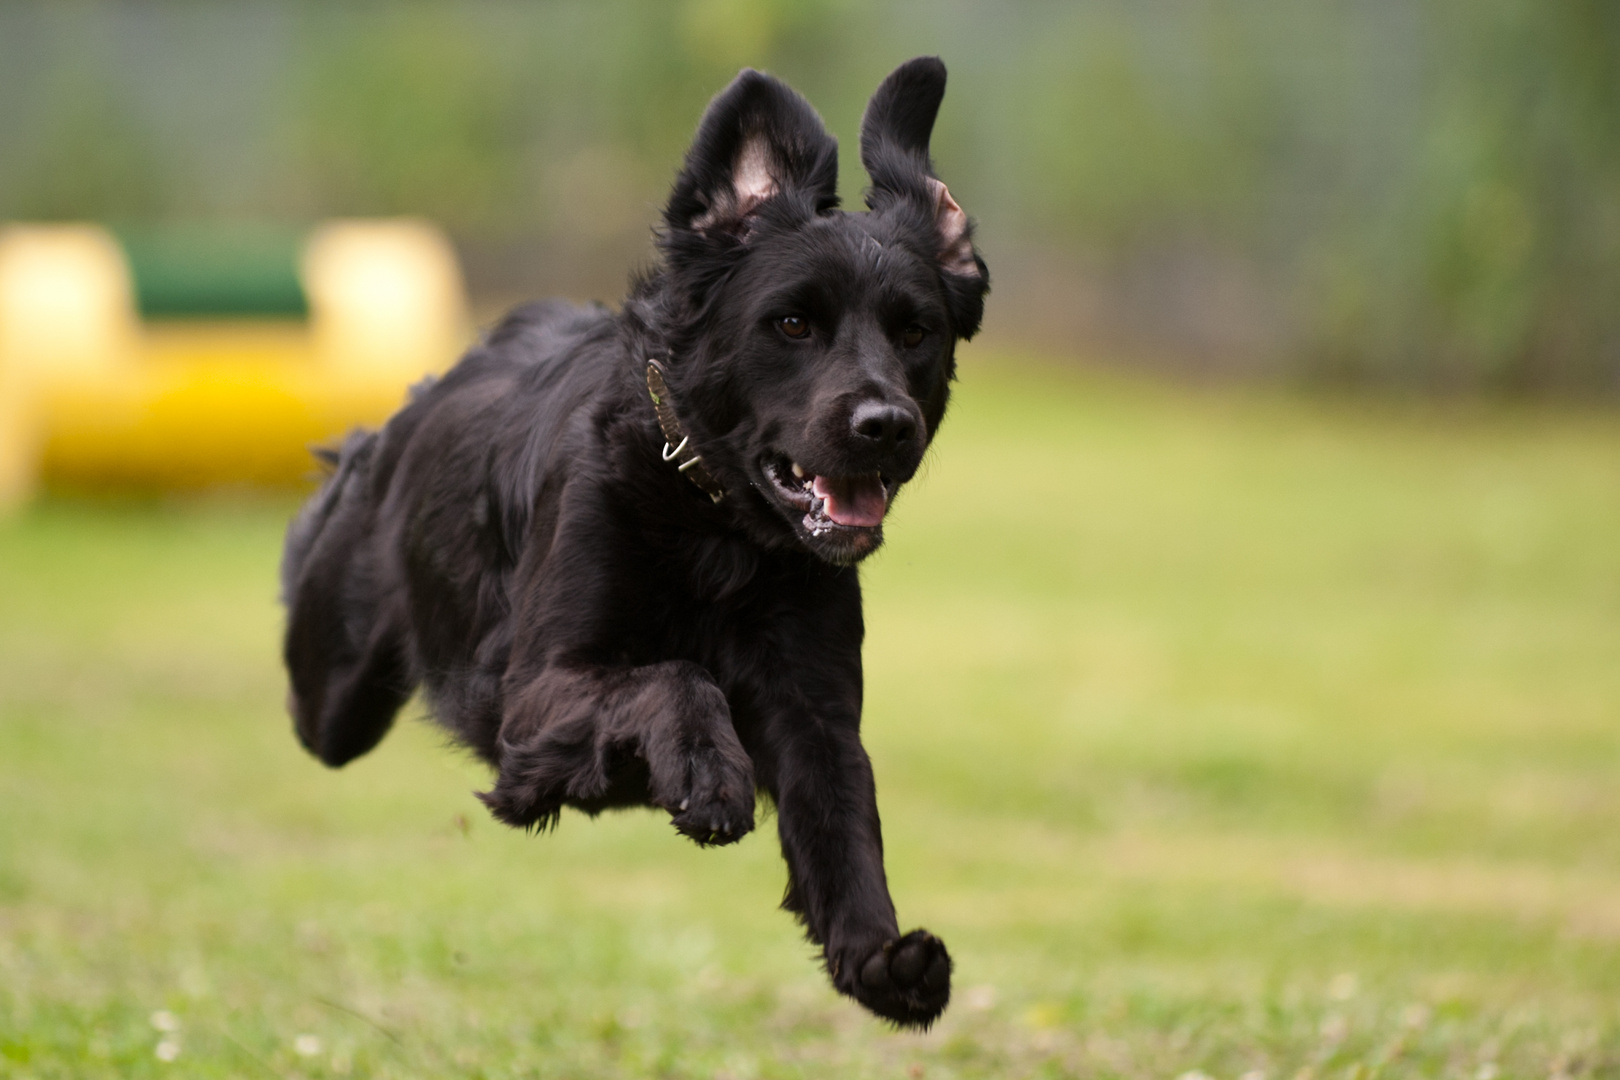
[692,135,779,233]
[732,137,779,217]
[927,177,977,277]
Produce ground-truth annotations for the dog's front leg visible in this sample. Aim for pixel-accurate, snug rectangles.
[481,660,755,845]
[772,721,952,1028]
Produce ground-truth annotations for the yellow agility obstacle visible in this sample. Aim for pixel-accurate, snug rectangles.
[0,219,468,507]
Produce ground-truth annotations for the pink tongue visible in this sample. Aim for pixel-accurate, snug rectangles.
[811,474,888,527]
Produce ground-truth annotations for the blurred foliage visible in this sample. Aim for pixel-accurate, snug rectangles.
[0,0,1616,391]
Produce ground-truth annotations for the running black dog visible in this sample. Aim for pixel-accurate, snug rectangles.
[280,57,987,1027]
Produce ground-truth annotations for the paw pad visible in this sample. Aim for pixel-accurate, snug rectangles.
[848,929,951,1028]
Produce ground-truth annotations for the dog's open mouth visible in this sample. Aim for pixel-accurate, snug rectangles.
[765,456,892,535]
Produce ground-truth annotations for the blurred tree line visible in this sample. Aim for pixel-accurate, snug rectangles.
[1,0,1616,392]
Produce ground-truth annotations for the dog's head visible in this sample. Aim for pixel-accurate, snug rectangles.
[648,57,988,565]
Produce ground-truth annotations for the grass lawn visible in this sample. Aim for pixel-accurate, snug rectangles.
[2,353,1619,1079]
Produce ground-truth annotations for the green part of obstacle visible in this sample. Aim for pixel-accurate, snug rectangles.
[117,225,309,319]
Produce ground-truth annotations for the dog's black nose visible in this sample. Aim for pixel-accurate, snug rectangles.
[850,401,918,450]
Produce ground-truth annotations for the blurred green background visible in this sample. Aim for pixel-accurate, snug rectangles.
[3,3,1620,1078]
[4,365,1619,1078]
[3,0,1618,389]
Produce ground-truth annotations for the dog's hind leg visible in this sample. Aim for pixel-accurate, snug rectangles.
[282,432,417,767]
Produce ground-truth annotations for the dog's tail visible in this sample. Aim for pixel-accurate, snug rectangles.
[281,431,416,767]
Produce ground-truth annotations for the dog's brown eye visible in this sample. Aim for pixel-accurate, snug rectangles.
[777,316,810,339]
[902,325,925,348]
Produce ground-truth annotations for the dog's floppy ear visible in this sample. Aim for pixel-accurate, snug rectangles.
[860,57,985,289]
[665,69,839,239]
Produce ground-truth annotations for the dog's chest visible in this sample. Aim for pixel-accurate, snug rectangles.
[629,531,801,669]
[681,533,761,604]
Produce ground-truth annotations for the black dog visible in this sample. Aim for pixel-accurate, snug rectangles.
[280,57,987,1028]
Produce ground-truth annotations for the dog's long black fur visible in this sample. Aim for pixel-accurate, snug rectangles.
[280,57,987,1028]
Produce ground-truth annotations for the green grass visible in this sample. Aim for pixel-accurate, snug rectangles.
[3,354,1619,1079]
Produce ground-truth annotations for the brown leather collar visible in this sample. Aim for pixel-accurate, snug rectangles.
[646,359,726,504]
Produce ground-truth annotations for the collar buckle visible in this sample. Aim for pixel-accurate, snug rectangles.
[646,360,726,503]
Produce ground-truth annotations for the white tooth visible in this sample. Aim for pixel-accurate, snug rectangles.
[791,462,806,479]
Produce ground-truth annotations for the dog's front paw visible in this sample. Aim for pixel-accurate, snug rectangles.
[842,930,952,1029]
[666,742,755,847]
